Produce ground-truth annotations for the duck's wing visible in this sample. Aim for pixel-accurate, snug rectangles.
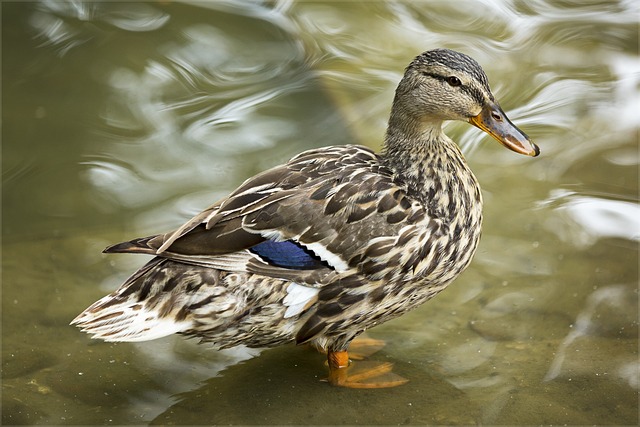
[104,145,428,285]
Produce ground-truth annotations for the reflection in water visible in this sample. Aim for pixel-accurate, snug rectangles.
[122,339,262,420]
[544,190,640,247]
[77,10,313,228]
[545,285,638,385]
[2,0,638,425]
[30,1,170,56]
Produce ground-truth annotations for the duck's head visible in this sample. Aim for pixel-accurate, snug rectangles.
[390,48,539,157]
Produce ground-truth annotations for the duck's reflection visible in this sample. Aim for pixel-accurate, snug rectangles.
[144,343,479,425]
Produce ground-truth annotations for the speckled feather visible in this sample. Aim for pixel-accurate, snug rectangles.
[72,48,534,355]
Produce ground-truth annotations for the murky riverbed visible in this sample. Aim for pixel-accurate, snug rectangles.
[2,1,638,424]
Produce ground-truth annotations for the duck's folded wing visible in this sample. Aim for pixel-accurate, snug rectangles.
[104,145,427,284]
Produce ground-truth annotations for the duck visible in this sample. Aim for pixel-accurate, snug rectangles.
[72,48,539,388]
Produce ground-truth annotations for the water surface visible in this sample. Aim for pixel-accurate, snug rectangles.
[2,1,638,425]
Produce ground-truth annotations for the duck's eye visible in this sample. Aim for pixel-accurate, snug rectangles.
[446,76,462,87]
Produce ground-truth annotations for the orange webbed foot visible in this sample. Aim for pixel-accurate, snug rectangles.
[325,350,408,389]
[345,336,387,360]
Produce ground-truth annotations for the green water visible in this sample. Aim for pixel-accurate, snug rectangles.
[2,1,638,425]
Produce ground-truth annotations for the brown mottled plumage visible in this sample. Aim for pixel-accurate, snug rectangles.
[72,49,539,387]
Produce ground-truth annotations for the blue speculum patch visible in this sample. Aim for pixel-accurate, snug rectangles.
[249,240,328,270]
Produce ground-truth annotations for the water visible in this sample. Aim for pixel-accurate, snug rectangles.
[2,1,638,424]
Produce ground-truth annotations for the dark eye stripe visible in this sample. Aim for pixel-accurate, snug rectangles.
[421,72,462,87]
[420,71,447,82]
[421,72,486,105]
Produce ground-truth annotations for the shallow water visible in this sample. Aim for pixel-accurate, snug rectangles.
[2,1,638,425]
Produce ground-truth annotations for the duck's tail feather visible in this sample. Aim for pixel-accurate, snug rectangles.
[71,258,196,342]
[103,235,165,255]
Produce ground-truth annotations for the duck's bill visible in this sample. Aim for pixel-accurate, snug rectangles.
[469,103,540,157]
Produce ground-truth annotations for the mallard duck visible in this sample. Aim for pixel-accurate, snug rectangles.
[72,48,539,388]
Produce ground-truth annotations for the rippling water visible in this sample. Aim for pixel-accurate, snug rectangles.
[3,1,638,425]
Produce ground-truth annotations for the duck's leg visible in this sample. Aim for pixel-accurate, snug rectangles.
[326,350,408,388]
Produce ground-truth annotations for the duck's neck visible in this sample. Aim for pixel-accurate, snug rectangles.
[381,118,483,223]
